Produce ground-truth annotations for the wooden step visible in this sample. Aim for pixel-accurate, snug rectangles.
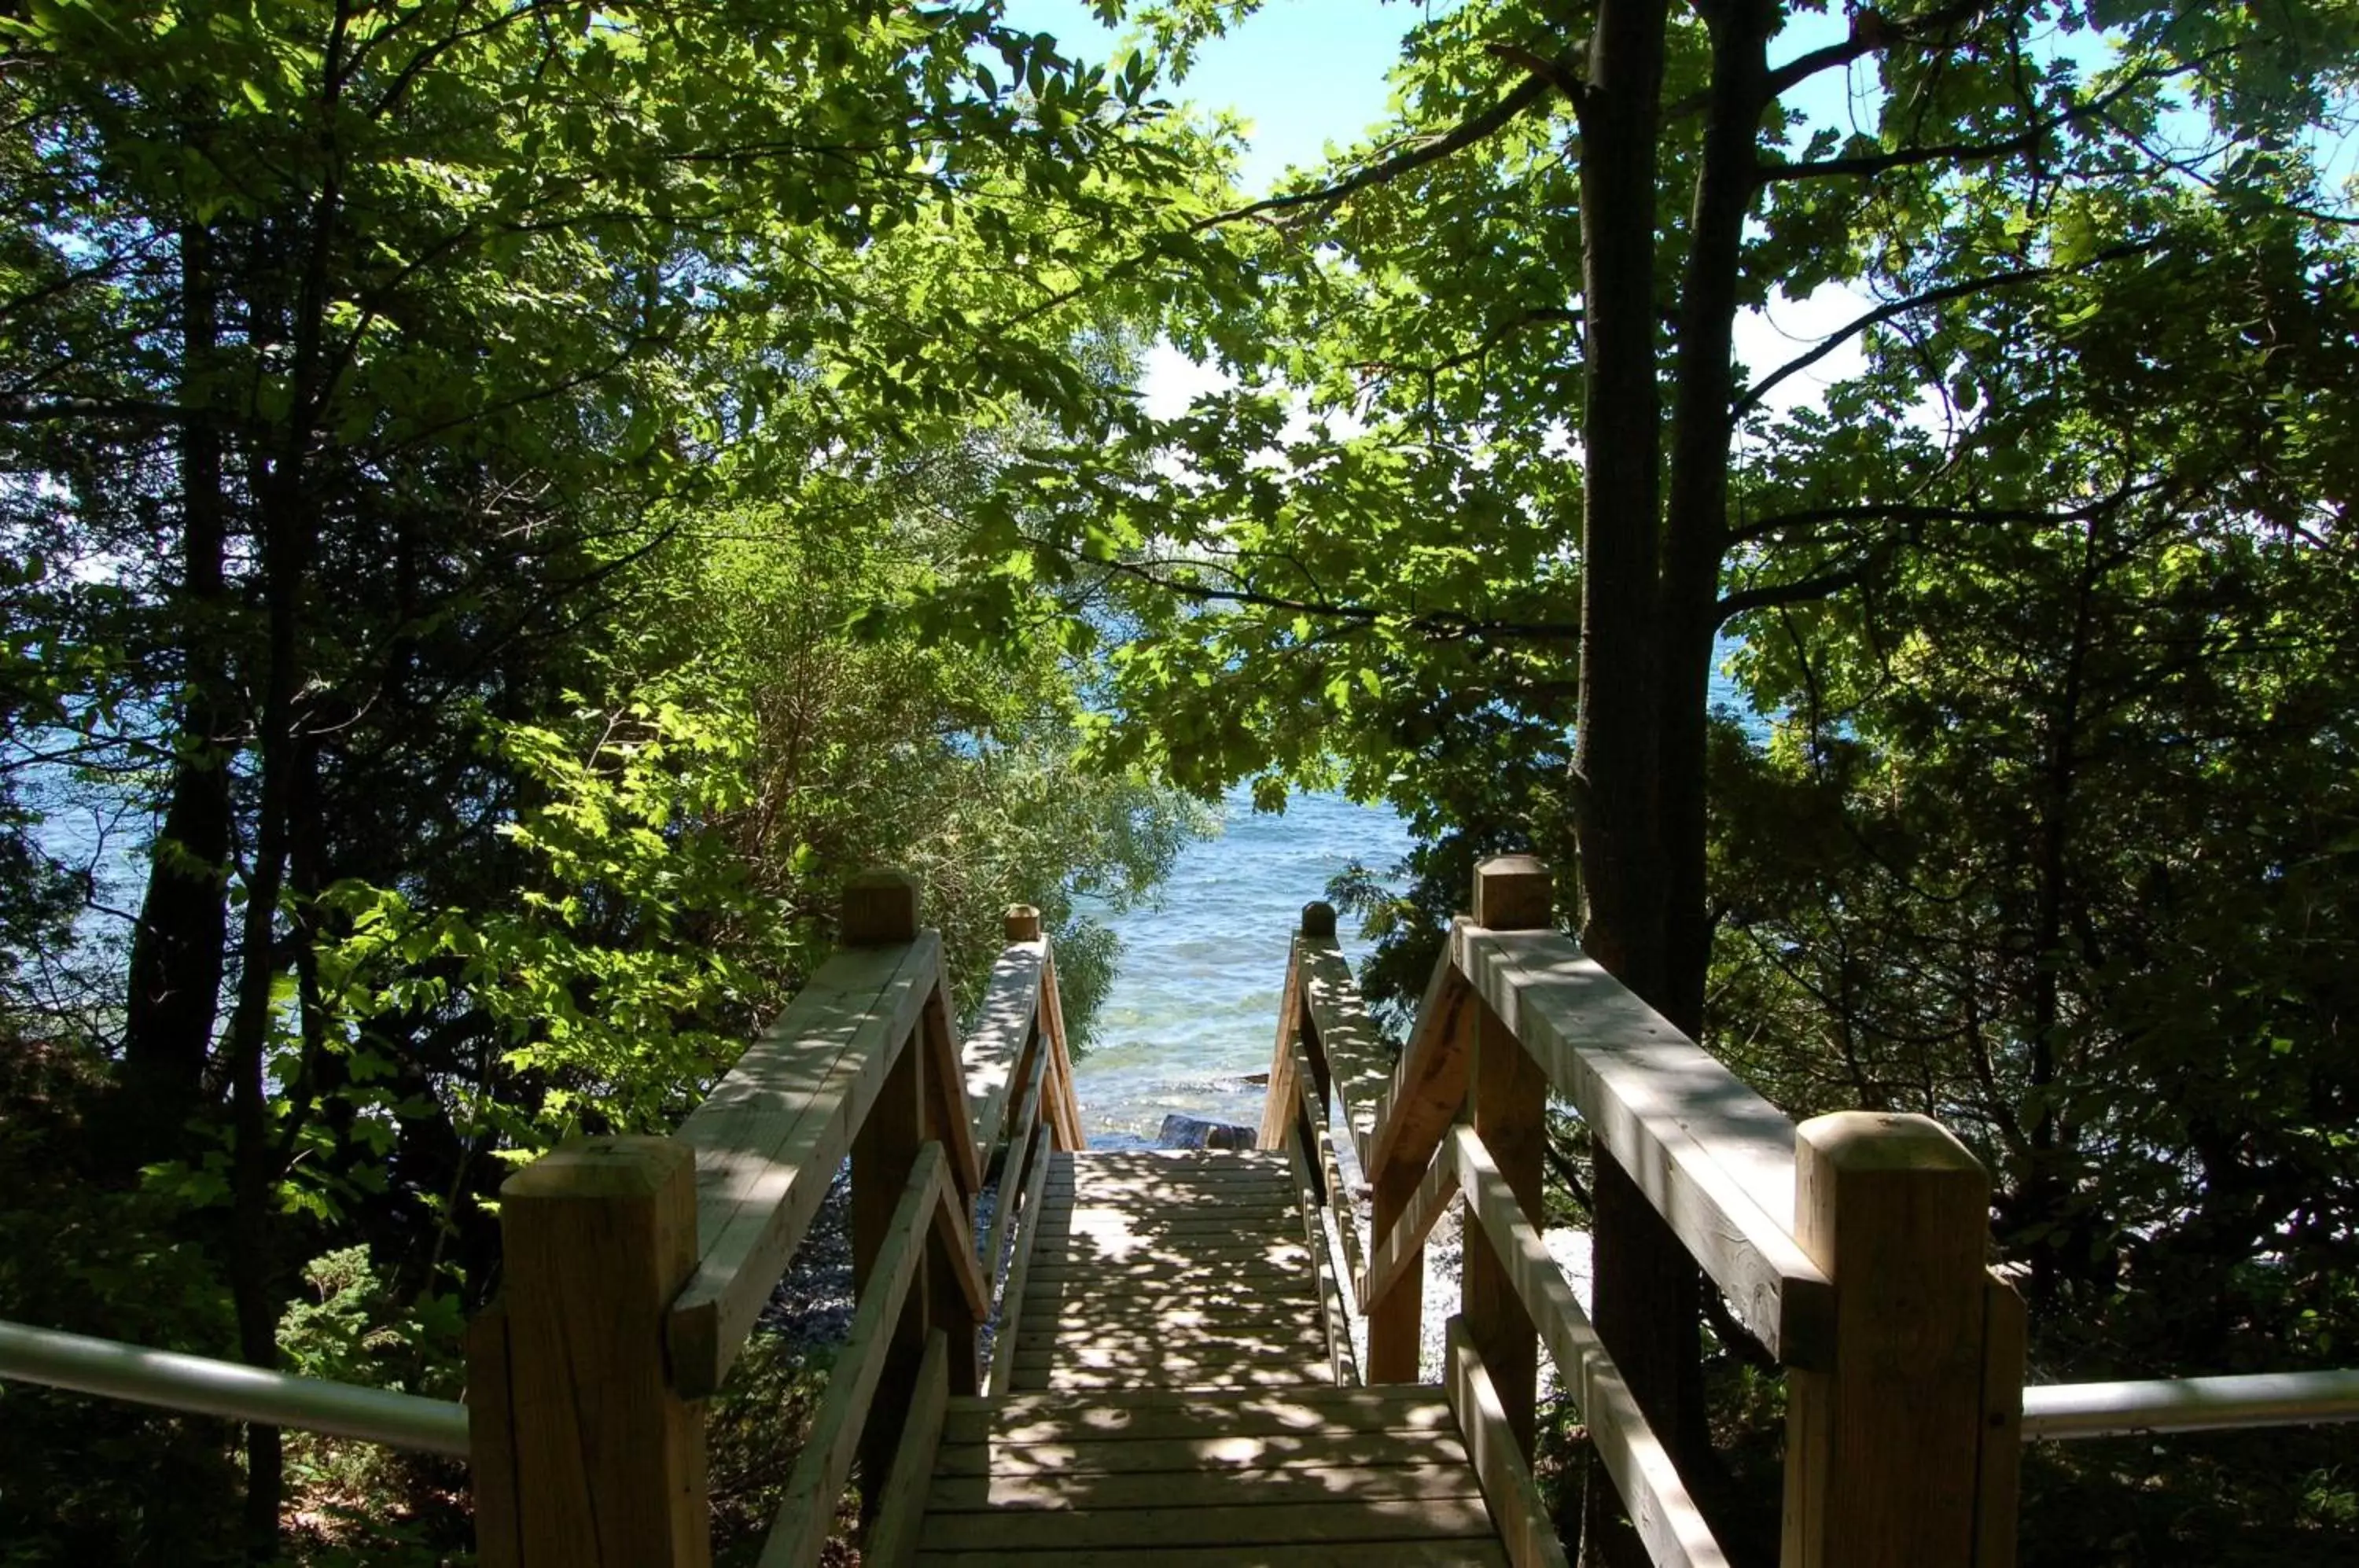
[914,1388,1507,1566]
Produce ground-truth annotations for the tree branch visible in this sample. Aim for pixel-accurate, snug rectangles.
[1732,240,2158,418]
[1729,479,2168,547]
[1757,58,2195,185]
[1191,53,1570,233]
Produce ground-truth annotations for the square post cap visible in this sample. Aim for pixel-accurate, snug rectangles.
[841,869,922,944]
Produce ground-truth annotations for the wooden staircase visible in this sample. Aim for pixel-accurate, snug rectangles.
[912,1150,1505,1563]
[466,863,2028,1568]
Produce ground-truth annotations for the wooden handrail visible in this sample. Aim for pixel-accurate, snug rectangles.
[1294,856,2022,1568]
[760,1144,970,1568]
[668,931,947,1397]
[469,874,1084,1567]
[1451,921,1834,1370]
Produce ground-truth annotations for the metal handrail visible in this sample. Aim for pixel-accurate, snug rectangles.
[0,1317,471,1457]
[2022,1367,2359,1440]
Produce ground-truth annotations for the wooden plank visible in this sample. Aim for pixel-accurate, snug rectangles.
[1020,1268,1311,1294]
[912,1544,1508,1568]
[1012,1345,1335,1378]
[1444,1317,1567,1568]
[863,1331,949,1568]
[1780,1113,1991,1568]
[1032,1301,1331,1327]
[931,1430,1469,1477]
[1463,972,1545,1454]
[1975,1270,2027,1568]
[962,943,1044,1150]
[914,1496,1498,1552]
[928,1463,1486,1512]
[981,1116,1043,1291]
[758,1146,948,1568]
[1359,1132,1458,1317]
[1018,1366,1336,1393]
[1038,949,1087,1150]
[1021,1324,1331,1358]
[1057,1149,1292,1168]
[1364,940,1474,1183]
[987,1123,1058,1397]
[1453,923,1835,1370]
[1286,1120,1354,1387]
[463,1300,522,1568]
[1260,936,1310,1149]
[1027,1239,1314,1265]
[670,935,941,1397]
[1449,1126,1726,1568]
[1295,940,1394,1170]
[942,1387,1456,1440]
[1046,1215,1301,1239]
[921,977,984,1199]
[852,977,929,1512]
[929,1175,993,1324]
[500,1139,707,1568]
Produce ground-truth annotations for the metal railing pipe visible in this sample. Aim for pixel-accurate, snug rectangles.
[2022,1368,2359,1441]
[0,1317,471,1457]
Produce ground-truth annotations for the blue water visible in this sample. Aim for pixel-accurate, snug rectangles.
[1072,790,1411,1143]
[1071,646,1756,1143]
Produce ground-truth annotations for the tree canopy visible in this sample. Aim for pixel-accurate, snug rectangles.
[2,0,2355,1560]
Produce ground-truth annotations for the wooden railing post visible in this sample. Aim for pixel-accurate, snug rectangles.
[1781,1112,1997,1568]
[482,1137,707,1567]
[844,870,934,1513]
[1463,856,1551,1454]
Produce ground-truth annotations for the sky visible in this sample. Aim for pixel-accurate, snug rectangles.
[1002,0,1876,417]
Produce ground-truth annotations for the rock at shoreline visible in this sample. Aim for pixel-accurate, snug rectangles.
[1157,1113,1257,1150]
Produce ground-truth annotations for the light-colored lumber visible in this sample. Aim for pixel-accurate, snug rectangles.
[842,868,922,944]
[499,1138,708,1568]
[962,942,1043,1150]
[945,1385,1456,1436]
[929,1174,993,1324]
[759,1144,948,1568]
[914,1495,1498,1551]
[1258,932,1310,1149]
[1037,948,1086,1150]
[1358,1112,1459,1318]
[1449,1127,1727,1568]
[1462,904,1547,1455]
[911,1544,1507,1568]
[987,1123,1057,1397]
[1285,1033,1367,1292]
[1295,939,1393,1177]
[1364,939,1474,1185]
[1779,1112,1991,1568]
[669,933,940,1397]
[1023,1261,1314,1286]
[928,1461,1486,1512]
[920,977,984,1199]
[1975,1270,2027,1568]
[852,975,930,1503]
[464,1301,521,1568]
[1285,1124,1353,1386]
[980,1114,1043,1291]
[1444,1317,1568,1568]
[1452,922,1835,1369]
[930,1428,1469,1476]
[863,1330,950,1568]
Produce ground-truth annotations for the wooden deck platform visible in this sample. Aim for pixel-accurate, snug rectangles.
[909,1150,1511,1565]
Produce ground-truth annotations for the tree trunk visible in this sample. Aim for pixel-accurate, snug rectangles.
[1568,6,1674,1561]
[119,221,234,1166]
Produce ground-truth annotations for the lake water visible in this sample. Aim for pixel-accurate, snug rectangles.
[1071,650,1755,1145]
[1072,789,1410,1144]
